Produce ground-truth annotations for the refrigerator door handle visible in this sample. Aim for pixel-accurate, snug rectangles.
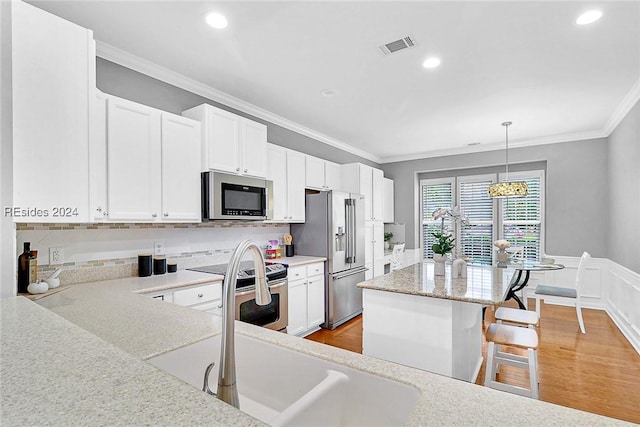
[345,199,355,263]
[332,266,368,280]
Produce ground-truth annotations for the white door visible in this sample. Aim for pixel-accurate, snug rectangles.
[288,279,307,336]
[364,221,374,275]
[90,92,107,221]
[266,144,288,221]
[12,0,94,223]
[373,221,385,277]
[161,113,201,222]
[359,165,373,220]
[287,150,306,222]
[383,177,395,223]
[305,155,325,190]
[240,119,267,178]
[325,161,342,191]
[207,107,240,174]
[307,275,325,328]
[106,96,161,221]
[372,168,384,221]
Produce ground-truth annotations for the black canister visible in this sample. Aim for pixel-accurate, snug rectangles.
[138,254,153,277]
[153,257,167,275]
[285,244,294,257]
[167,262,177,273]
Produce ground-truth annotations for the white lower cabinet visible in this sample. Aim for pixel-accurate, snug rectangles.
[171,282,223,313]
[287,262,326,336]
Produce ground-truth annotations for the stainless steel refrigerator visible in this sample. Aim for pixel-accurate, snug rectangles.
[290,191,366,329]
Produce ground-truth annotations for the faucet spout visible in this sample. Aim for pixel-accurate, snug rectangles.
[216,240,271,408]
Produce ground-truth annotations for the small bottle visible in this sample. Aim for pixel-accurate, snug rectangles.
[17,242,36,294]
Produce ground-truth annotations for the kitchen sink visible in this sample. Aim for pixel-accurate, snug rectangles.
[148,334,420,426]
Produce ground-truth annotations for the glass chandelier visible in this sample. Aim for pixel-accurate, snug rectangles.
[487,121,528,198]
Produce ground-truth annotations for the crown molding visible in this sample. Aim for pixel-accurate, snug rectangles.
[379,130,607,164]
[603,76,640,136]
[95,41,381,164]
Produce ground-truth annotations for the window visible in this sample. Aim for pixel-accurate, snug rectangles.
[500,171,544,262]
[420,170,544,264]
[420,178,453,258]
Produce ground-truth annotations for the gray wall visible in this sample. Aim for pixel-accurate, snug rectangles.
[607,100,640,273]
[382,138,609,259]
[96,58,379,167]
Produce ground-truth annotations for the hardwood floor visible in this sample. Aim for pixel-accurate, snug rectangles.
[306,301,640,424]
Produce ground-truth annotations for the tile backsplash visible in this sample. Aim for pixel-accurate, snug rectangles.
[17,221,290,285]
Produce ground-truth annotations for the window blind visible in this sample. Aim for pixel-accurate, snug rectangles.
[459,178,494,265]
[421,181,453,258]
[502,176,542,261]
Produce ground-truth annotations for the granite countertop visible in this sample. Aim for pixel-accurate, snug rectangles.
[358,261,515,306]
[1,266,630,425]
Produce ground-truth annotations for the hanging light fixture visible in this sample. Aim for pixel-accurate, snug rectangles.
[487,121,528,198]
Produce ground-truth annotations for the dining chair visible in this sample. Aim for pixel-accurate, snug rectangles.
[529,251,591,334]
[390,243,406,271]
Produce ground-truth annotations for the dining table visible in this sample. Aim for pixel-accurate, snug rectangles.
[501,261,565,309]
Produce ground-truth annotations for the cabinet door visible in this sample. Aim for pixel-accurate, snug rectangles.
[267,144,288,221]
[305,155,325,190]
[307,275,325,328]
[371,168,384,221]
[373,221,385,277]
[359,165,373,220]
[12,0,94,223]
[90,91,108,221]
[325,161,342,191]
[383,177,394,223]
[364,221,374,265]
[287,150,306,222]
[207,107,240,174]
[106,97,161,221]
[241,119,267,178]
[288,279,307,336]
[161,113,201,222]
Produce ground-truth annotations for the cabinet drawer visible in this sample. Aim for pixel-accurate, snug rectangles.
[173,282,221,307]
[306,262,325,277]
[288,265,306,281]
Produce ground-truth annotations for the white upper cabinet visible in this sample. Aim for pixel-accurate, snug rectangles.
[94,95,201,223]
[383,177,395,223]
[161,113,202,221]
[182,104,267,178]
[342,163,385,221]
[266,144,305,222]
[12,0,95,223]
[305,155,341,191]
[106,97,162,221]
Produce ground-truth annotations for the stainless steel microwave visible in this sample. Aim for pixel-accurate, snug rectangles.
[201,171,272,221]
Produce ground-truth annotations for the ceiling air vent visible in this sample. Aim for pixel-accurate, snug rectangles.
[379,36,417,56]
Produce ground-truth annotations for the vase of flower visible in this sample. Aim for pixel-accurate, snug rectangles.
[433,253,447,276]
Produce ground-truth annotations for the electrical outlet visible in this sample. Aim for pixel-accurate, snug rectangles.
[49,247,64,264]
[154,241,164,256]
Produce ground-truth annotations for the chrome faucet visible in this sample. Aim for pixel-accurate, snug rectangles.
[203,240,271,409]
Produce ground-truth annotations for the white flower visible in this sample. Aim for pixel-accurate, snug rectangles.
[432,208,449,220]
[493,239,511,250]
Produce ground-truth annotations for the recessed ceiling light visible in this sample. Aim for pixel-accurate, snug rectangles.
[206,12,228,29]
[576,10,602,25]
[321,89,339,97]
[422,57,441,69]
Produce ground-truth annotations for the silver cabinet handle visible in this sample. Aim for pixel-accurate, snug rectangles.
[198,293,204,298]
[244,168,248,173]
[236,167,240,172]
[163,213,169,217]
[152,213,157,218]
[96,206,102,212]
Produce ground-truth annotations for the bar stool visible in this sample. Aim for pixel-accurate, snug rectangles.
[495,306,539,328]
[485,323,539,399]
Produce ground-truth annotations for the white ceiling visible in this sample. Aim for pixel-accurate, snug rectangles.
[30,1,640,163]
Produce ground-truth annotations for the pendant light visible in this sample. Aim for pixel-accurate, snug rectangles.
[487,121,528,198]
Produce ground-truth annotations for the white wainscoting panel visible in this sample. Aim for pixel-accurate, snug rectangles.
[606,261,640,354]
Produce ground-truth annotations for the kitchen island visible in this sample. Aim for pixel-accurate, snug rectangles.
[358,262,514,382]
[0,270,626,426]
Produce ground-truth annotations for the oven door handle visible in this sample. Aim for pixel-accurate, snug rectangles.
[268,280,287,291]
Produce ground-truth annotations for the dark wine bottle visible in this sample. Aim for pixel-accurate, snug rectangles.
[17,242,36,294]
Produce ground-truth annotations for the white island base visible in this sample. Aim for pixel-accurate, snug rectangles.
[362,288,483,382]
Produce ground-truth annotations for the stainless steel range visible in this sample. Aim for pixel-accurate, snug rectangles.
[188,262,288,332]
